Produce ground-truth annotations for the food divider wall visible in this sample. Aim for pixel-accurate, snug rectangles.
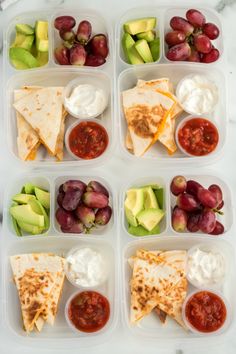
[1,3,235,349]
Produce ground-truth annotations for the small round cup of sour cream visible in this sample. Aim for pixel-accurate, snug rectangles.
[65,246,108,289]
[186,242,228,290]
[176,74,218,116]
[63,77,108,119]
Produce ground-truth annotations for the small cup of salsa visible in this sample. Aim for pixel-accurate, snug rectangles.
[65,119,109,160]
[65,290,110,334]
[176,116,219,157]
[182,289,230,335]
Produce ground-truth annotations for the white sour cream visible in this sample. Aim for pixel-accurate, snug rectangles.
[177,74,218,115]
[66,247,107,287]
[187,248,225,287]
[65,84,107,118]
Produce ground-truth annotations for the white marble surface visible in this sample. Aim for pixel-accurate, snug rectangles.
[0,0,236,353]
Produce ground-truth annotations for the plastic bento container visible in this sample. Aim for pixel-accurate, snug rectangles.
[120,172,233,241]
[2,236,117,348]
[117,62,227,166]
[121,236,235,340]
[116,6,224,69]
[3,172,116,239]
[3,9,114,168]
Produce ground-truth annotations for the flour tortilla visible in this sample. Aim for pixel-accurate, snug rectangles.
[14,87,41,161]
[122,87,176,156]
[10,253,65,332]
[13,87,64,156]
[129,249,187,328]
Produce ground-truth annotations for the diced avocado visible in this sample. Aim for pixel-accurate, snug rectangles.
[12,193,36,204]
[9,204,44,227]
[24,182,35,194]
[15,23,34,35]
[29,200,49,230]
[36,51,49,66]
[137,208,164,231]
[125,188,144,227]
[34,187,50,209]
[35,20,48,52]
[17,220,44,235]
[136,30,155,42]
[11,32,34,51]
[128,224,160,236]
[149,37,160,61]
[11,216,22,236]
[9,47,39,69]
[124,17,156,35]
[134,39,153,63]
[122,33,143,64]
[154,188,164,209]
[143,187,159,209]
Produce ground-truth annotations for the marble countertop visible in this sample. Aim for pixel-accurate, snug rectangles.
[0,1,236,353]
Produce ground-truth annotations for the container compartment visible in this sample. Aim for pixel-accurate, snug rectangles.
[118,63,226,165]
[122,236,235,339]
[5,68,114,167]
[3,236,116,342]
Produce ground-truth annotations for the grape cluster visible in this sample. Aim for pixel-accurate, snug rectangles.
[54,16,109,67]
[171,175,224,235]
[165,9,220,63]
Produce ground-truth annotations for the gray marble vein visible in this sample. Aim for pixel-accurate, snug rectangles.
[216,0,236,12]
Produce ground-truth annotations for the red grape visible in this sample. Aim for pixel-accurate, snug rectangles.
[208,184,223,207]
[166,42,191,61]
[203,23,220,40]
[75,205,95,227]
[197,188,217,208]
[187,47,201,62]
[83,191,108,209]
[90,34,109,59]
[170,16,194,36]
[217,200,224,210]
[194,34,212,53]
[165,31,186,46]
[87,181,109,197]
[186,9,206,28]
[63,180,87,193]
[56,207,75,229]
[54,45,70,65]
[57,192,65,207]
[170,176,187,196]
[209,220,224,235]
[198,210,216,233]
[186,180,203,197]
[70,44,87,65]
[187,213,201,232]
[62,189,83,211]
[59,29,75,42]
[177,193,199,212]
[85,54,106,67]
[54,16,76,31]
[77,20,92,45]
[172,207,188,232]
[201,48,219,63]
[61,221,84,234]
[95,206,112,226]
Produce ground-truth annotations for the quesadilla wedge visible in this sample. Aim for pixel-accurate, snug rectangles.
[10,253,65,333]
[129,249,187,328]
[122,86,176,157]
[13,87,64,156]
[14,87,41,161]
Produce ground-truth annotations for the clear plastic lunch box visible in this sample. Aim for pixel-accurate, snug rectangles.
[1,171,118,348]
[1,3,235,349]
[115,6,227,167]
[3,9,115,168]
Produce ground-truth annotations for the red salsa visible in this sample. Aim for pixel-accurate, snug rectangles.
[178,118,219,156]
[185,291,227,333]
[68,121,109,159]
[67,291,110,333]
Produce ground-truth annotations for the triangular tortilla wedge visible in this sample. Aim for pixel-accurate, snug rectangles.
[129,249,187,328]
[13,87,64,156]
[122,86,176,156]
[14,87,41,161]
[10,253,65,332]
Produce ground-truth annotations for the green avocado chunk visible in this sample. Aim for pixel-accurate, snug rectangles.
[134,39,153,63]
[35,20,48,52]
[137,208,164,231]
[34,187,50,209]
[9,47,39,69]
[11,32,34,51]
[9,204,44,227]
[15,23,34,35]
[24,182,35,195]
[12,193,36,204]
[28,200,49,230]
[124,17,156,35]
[149,37,160,61]
[136,30,155,42]
[143,186,159,209]
[17,220,44,235]
[128,224,160,236]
